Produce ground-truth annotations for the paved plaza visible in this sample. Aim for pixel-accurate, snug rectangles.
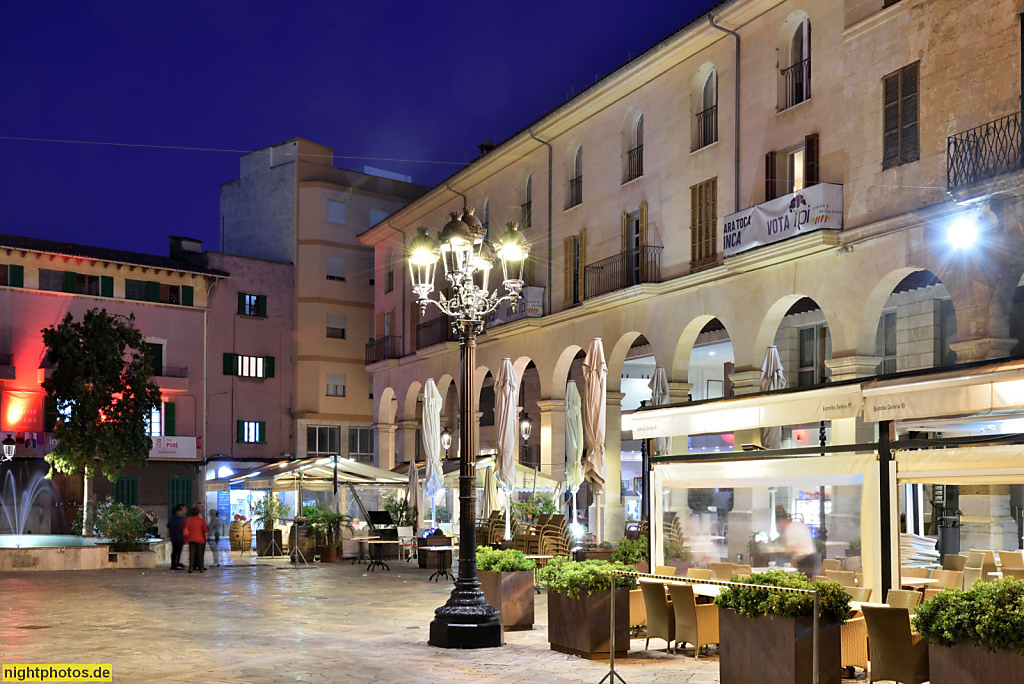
[1,547,721,684]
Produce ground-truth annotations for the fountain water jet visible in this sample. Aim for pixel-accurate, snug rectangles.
[0,469,51,536]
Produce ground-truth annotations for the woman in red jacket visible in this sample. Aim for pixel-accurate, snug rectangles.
[183,506,209,573]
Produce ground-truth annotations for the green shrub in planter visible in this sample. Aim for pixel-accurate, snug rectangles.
[611,535,649,565]
[536,556,638,597]
[914,577,1024,655]
[476,546,536,573]
[714,570,852,624]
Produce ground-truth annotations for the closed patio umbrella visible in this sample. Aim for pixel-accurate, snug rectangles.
[583,338,608,540]
[406,461,421,531]
[759,345,787,449]
[648,366,671,456]
[482,464,502,517]
[565,380,585,524]
[422,379,444,526]
[495,358,519,540]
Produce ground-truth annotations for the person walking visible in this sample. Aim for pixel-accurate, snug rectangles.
[207,510,222,567]
[167,504,186,570]
[777,506,818,578]
[183,506,209,573]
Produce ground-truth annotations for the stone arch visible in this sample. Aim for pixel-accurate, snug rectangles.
[402,380,422,422]
[855,267,928,355]
[607,332,645,394]
[472,365,492,413]
[376,387,398,424]
[672,316,735,400]
[671,315,718,382]
[551,344,585,401]
[754,294,816,361]
[436,373,456,408]
[690,62,717,150]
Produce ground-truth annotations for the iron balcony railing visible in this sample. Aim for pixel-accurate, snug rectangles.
[568,176,583,208]
[584,245,663,300]
[365,335,401,365]
[521,200,532,229]
[158,366,188,378]
[695,105,718,149]
[416,317,457,349]
[625,145,644,182]
[947,111,1023,190]
[781,57,811,110]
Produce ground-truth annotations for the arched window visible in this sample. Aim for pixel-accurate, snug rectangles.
[692,65,718,151]
[522,176,532,228]
[780,16,811,110]
[625,115,644,182]
[568,146,583,208]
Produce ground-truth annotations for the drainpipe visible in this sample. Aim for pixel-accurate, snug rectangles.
[528,129,554,317]
[385,220,407,355]
[708,14,741,213]
[445,181,467,211]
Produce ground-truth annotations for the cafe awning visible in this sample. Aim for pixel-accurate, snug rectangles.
[442,456,562,491]
[894,444,1024,484]
[207,456,407,492]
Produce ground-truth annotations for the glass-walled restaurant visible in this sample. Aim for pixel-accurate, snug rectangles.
[633,359,1024,595]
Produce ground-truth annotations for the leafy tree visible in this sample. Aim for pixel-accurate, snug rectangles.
[41,308,161,481]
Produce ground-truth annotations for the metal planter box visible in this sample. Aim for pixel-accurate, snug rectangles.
[547,587,629,660]
[719,609,841,684]
[929,641,1024,683]
[478,569,535,631]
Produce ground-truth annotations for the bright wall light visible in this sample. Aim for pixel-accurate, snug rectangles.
[217,466,234,479]
[947,215,979,249]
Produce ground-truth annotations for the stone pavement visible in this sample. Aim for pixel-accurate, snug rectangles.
[1,547,721,683]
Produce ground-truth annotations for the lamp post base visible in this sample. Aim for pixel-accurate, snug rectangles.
[429,617,504,649]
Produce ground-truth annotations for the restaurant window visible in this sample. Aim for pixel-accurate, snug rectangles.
[798,323,830,386]
[307,425,341,457]
[112,477,139,507]
[39,268,64,292]
[876,309,897,374]
[326,314,346,339]
[237,420,266,444]
[349,427,374,463]
[690,177,718,269]
[883,62,920,169]
[238,293,267,317]
[326,373,346,397]
[125,279,148,301]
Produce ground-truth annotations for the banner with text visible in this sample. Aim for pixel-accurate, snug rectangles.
[723,183,843,257]
[148,436,199,461]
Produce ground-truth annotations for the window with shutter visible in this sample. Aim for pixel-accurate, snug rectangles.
[181,285,193,307]
[223,353,239,376]
[264,356,275,378]
[63,271,78,293]
[690,178,718,269]
[8,265,23,288]
[101,276,114,298]
[804,133,820,187]
[576,228,586,304]
[765,151,778,201]
[257,295,267,317]
[163,402,176,436]
[883,62,919,169]
[113,477,139,506]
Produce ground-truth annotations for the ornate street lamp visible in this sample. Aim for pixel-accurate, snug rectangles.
[409,212,529,649]
[1,434,14,462]
[519,411,532,467]
[440,426,453,459]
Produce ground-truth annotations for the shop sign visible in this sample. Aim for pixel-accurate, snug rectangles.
[723,183,843,257]
[148,436,199,461]
[1,390,44,432]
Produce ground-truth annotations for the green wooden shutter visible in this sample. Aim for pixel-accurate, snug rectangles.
[148,281,161,302]
[168,477,193,520]
[882,71,901,169]
[163,402,176,436]
[181,285,193,307]
[237,292,246,314]
[64,271,78,293]
[113,477,139,506]
[223,353,238,376]
[264,356,275,378]
[101,275,114,298]
[9,265,23,288]
[257,295,267,317]
[258,421,266,444]
[236,420,244,443]
[900,62,920,164]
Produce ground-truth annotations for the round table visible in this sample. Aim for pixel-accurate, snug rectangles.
[429,545,458,582]
[348,536,379,565]
[365,540,392,572]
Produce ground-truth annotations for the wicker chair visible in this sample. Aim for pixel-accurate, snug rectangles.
[928,569,961,590]
[640,580,674,651]
[969,549,998,581]
[885,589,922,614]
[941,554,966,571]
[847,586,872,603]
[963,551,985,588]
[1000,550,1024,569]
[668,583,719,658]
[821,558,842,573]
[900,566,927,578]
[825,570,857,587]
[841,616,869,675]
[654,565,677,577]
[862,606,929,684]
[733,564,752,576]
[1002,567,1024,580]
[711,562,736,581]
[685,568,712,580]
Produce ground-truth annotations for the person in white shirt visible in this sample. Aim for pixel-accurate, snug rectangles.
[778,509,818,577]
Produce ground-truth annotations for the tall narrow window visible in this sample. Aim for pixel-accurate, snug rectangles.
[798,323,830,386]
[781,19,811,110]
[146,405,162,437]
[481,199,489,233]
[883,62,920,169]
[875,309,897,374]
[562,229,586,306]
[690,178,718,269]
[521,176,532,229]
[238,421,266,444]
[625,115,644,182]
[385,249,394,293]
[695,70,718,150]
[568,147,583,208]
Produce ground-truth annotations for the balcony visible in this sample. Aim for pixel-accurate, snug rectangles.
[947,111,1022,191]
[695,105,718,150]
[155,366,188,378]
[484,286,544,331]
[567,176,583,208]
[416,318,457,350]
[780,58,811,111]
[365,335,401,365]
[625,145,643,182]
[584,246,663,300]
[153,366,188,392]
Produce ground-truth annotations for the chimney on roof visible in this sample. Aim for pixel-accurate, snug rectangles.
[169,236,203,262]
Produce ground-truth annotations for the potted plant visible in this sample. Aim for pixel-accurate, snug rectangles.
[664,539,693,573]
[714,570,850,683]
[249,496,288,557]
[845,536,861,557]
[309,504,353,563]
[477,546,537,631]
[512,494,557,525]
[78,497,159,568]
[611,534,650,574]
[748,531,770,566]
[913,577,1024,681]
[536,556,638,659]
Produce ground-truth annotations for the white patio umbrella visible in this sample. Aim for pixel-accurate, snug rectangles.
[494,358,519,540]
[648,366,671,456]
[564,380,585,524]
[583,338,608,541]
[481,464,502,517]
[422,379,444,526]
[406,461,421,531]
[759,345,787,449]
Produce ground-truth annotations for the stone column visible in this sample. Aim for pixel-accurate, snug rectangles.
[396,420,419,464]
[597,391,626,543]
[960,485,1018,551]
[536,399,566,479]
[950,338,1017,364]
[824,356,882,382]
[667,381,693,405]
[373,423,398,471]
[728,369,762,396]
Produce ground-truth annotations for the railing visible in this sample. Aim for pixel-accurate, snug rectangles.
[520,201,532,229]
[0,353,12,366]
[781,57,811,110]
[158,366,188,378]
[947,111,1023,190]
[365,335,401,365]
[568,176,583,208]
[584,245,663,300]
[416,317,457,349]
[695,105,718,149]
[625,145,643,182]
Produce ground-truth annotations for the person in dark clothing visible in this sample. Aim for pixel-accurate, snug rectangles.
[167,504,186,570]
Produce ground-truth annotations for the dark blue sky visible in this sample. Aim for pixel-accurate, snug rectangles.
[0,1,711,257]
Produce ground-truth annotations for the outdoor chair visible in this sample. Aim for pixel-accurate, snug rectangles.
[1000,550,1024,569]
[685,568,712,580]
[969,549,998,581]
[640,580,675,652]
[813,575,829,583]
[733,564,752,576]
[885,589,922,614]
[821,558,842,573]
[825,570,857,587]
[927,569,960,590]
[855,572,864,586]
[1002,567,1024,580]
[654,565,677,576]
[900,566,927,578]
[841,615,869,676]
[862,606,929,684]
[711,562,736,581]
[847,586,872,603]
[668,583,719,659]
[941,554,966,571]
[963,551,985,588]
[396,526,416,562]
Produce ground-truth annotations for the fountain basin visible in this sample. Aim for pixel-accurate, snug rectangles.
[0,536,170,571]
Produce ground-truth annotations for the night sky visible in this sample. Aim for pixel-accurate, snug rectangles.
[1,2,712,257]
